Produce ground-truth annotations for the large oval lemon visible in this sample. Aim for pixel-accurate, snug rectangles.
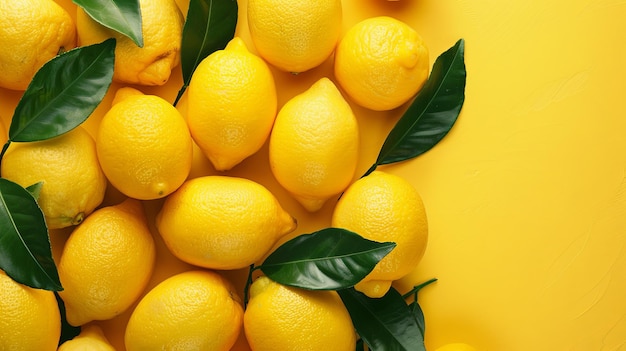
[125,270,243,351]
[247,0,342,73]
[334,16,429,111]
[156,176,297,270]
[332,171,428,298]
[435,343,478,351]
[244,276,356,351]
[76,0,183,85]
[58,325,116,351]
[0,270,61,350]
[1,126,107,229]
[58,198,156,326]
[269,77,359,212]
[96,87,193,200]
[0,0,76,90]
[188,37,277,171]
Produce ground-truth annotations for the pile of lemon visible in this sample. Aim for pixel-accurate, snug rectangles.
[0,0,473,350]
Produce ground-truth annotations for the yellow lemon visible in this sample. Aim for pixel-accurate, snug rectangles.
[435,343,478,351]
[334,16,430,111]
[156,176,297,270]
[244,276,356,351]
[247,0,342,73]
[76,0,183,86]
[58,198,156,326]
[331,171,428,298]
[0,270,61,351]
[1,126,107,229]
[58,325,116,351]
[125,270,243,351]
[187,37,277,171]
[269,77,359,212]
[96,87,193,200]
[0,0,76,90]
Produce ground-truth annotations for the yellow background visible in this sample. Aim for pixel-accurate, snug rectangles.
[1,0,625,350]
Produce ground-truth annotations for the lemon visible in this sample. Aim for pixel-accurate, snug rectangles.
[125,270,243,351]
[269,77,359,212]
[1,126,107,229]
[156,176,297,270]
[0,270,61,350]
[0,0,76,90]
[58,198,156,326]
[334,16,430,111]
[331,171,428,298]
[244,276,356,351]
[247,0,342,73]
[187,37,277,171]
[58,325,116,351]
[96,87,193,200]
[435,343,478,351]
[76,0,183,86]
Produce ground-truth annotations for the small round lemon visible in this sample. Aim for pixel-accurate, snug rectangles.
[0,270,61,350]
[247,0,342,73]
[96,87,193,200]
[188,37,277,171]
[156,176,297,270]
[334,16,429,111]
[1,126,107,229]
[269,77,359,212]
[244,276,356,351]
[58,198,156,326]
[0,0,76,90]
[76,0,183,85]
[58,325,116,351]
[435,343,478,351]
[125,270,243,351]
[332,171,428,298]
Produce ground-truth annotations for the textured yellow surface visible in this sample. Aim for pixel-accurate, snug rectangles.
[1,0,626,350]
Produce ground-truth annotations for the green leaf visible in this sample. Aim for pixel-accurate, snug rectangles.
[73,0,143,47]
[402,278,437,336]
[55,292,81,345]
[338,287,425,351]
[409,301,426,337]
[25,182,44,200]
[367,39,466,176]
[0,178,62,291]
[173,0,238,105]
[9,38,116,142]
[259,228,396,290]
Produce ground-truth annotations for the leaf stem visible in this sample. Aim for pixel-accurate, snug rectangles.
[402,277,438,300]
[0,140,12,166]
[173,85,187,107]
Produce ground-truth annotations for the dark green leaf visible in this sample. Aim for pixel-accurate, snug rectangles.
[9,38,116,142]
[55,292,81,345]
[0,178,62,291]
[338,287,425,351]
[259,228,396,290]
[409,301,426,337]
[371,39,466,173]
[174,0,238,105]
[25,182,44,200]
[73,0,143,47]
[402,278,437,336]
